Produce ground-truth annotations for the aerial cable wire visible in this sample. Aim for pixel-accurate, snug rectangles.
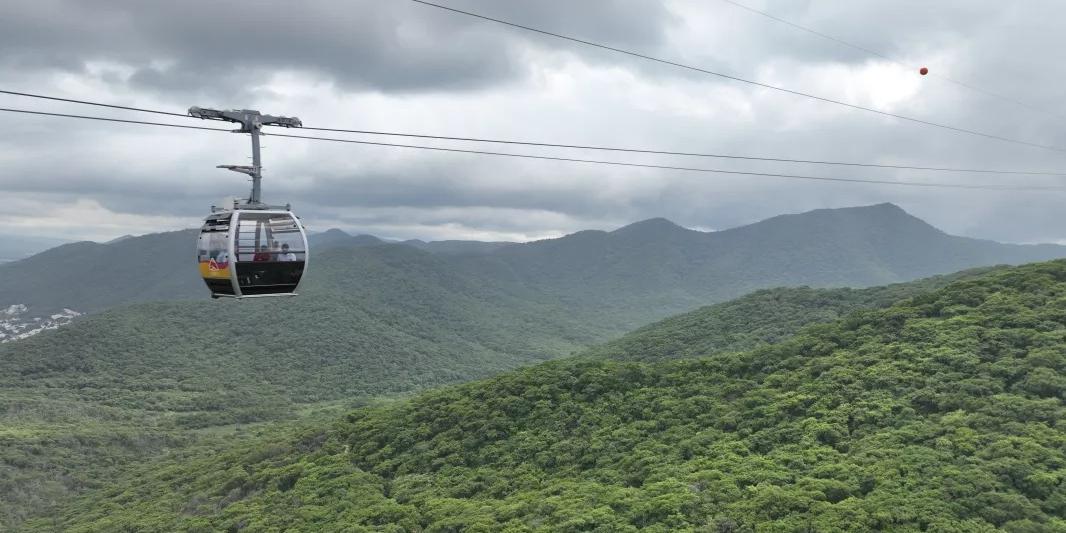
[298,126,1066,177]
[718,0,1059,118]
[4,88,1066,176]
[0,89,189,118]
[264,130,1066,192]
[0,107,230,132]
[407,0,1066,154]
[4,106,1061,191]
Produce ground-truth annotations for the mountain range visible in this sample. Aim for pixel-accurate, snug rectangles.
[0,233,72,263]
[450,203,1066,327]
[2,203,1064,323]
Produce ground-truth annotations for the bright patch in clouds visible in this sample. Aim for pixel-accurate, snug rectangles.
[1,198,190,241]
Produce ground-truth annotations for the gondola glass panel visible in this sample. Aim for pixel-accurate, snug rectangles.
[233,212,307,296]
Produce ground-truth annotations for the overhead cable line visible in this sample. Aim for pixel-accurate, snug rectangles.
[0,89,188,118]
[300,126,1066,177]
[5,88,1065,176]
[0,107,230,132]
[408,0,1066,154]
[2,106,1064,191]
[264,131,1065,192]
[718,0,1058,118]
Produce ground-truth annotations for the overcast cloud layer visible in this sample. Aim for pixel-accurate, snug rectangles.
[3,0,1066,243]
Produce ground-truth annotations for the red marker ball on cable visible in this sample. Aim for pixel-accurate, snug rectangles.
[919,67,929,75]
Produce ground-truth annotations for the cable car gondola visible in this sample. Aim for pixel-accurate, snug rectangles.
[189,107,308,298]
[197,208,308,298]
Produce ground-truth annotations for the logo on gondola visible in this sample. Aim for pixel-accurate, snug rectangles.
[208,258,229,271]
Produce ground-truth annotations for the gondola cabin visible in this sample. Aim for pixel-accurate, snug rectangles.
[197,209,309,298]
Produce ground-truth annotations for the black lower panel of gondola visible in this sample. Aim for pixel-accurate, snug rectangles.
[205,278,236,295]
[235,262,305,295]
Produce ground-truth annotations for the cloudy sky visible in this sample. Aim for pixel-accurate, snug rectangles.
[3,0,1066,243]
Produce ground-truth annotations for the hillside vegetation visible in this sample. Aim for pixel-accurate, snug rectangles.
[36,260,1066,532]
[5,204,1065,528]
[0,244,600,529]
[584,267,999,362]
[0,229,202,314]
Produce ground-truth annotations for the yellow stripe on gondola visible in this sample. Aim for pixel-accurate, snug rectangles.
[199,261,231,279]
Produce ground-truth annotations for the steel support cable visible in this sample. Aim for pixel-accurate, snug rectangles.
[2,106,1064,191]
[0,89,189,118]
[0,107,230,131]
[298,126,1066,177]
[5,88,1066,176]
[264,131,1066,191]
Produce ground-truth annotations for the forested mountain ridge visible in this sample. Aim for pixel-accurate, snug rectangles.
[403,238,515,255]
[0,229,201,314]
[457,203,1066,329]
[0,233,72,263]
[309,229,388,250]
[33,259,1066,531]
[582,266,1001,362]
[3,203,1064,321]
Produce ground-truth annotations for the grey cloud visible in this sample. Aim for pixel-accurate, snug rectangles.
[0,0,674,100]
[4,0,1066,244]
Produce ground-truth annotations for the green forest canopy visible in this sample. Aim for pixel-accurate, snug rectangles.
[4,259,979,529]
[33,260,1066,532]
[583,266,998,363]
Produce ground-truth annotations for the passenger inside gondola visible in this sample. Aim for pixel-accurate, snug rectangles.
[279,243,297,262]
[254,245,272,262]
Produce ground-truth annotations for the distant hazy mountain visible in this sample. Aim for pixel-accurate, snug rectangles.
[308,229,513,254]
[403,238,515,255]
[3,203,1064,321]
[455,203,1066,328]
[309,228,513,255]
[0,234,72,263]
[307,228,385,249]
[0,229,201,314]
[104,234,136,244]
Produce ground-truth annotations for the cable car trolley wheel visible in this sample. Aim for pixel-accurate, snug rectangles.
[197,209,309,298]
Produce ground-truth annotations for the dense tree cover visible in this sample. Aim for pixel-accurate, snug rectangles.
[35,260,1066,531]
[4,202,1065,529]
[583,267,999,362]
[0,244,605,529]
[2,254,991,528]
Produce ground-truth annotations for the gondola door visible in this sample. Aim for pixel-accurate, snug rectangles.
[197,213,236,297]
[232,211,307,296]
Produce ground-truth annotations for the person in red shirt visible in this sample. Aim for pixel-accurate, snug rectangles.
[253,244,272,262]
